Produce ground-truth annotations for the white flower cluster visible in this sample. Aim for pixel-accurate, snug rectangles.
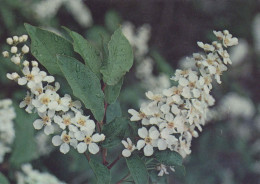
[3,35,105,155]
[123,30,238,160]
[34,0,92,28]
[16,164,66,184]
[0,99,16,163]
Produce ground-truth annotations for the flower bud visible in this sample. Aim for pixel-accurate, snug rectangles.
[22,45,29,54]
[11,56,21,65]
[23,60,30,67]
[22,35,28,42]
[11,46,18,53]
[6,38,13,45]
[19,36,24,43]
[32,60,38,67]
[13,36,19,42]
[2,51,9,58]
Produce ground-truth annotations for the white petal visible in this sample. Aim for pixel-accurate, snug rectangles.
[44,125,54,135]
[121,140,128,148]
[92,133,104,142]
[60,143,70,154]
[52,135,62,146]
[157,139,167,150]
[18,78,27,85]
[33,119,44,130]
[144,145,154,156]
[138,127,148,138]
[86,120,95,130]
[77,142,87,153]
[149,127,160,139]
[88,143,100,154]
[136,140,145,150]
[122,149,131,157]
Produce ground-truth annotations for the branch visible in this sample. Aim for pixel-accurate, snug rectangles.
[107,155,121,169]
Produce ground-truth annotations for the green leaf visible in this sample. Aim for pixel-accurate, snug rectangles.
[149,170,168,184]
[63,27,102,78]
[106,101,122,123]
[154,150,183,166]
[100,28,134,85]
[105,10,122,33]
[126,155,149,184]
[101,137,121,148]
[89,158,111,184]
[24,23,75,75]
[57,55,104,121]
[102,117,128,137]
[0,173,9,184]
[86,26,110,48]
[10,105,37,167]
[104,78,124,104]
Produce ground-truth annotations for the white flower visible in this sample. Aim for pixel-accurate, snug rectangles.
[6,37,13,45]
[11,56,20,65]
[72,112,95,131]
[137,126,160,156]
[121,138,136,157]
[52,131,77,154]
[10,46,18,53]
[19,92,34,113]
[18,66,43,87]
[197,41,214,51]
[53,112,76,130]
[33,110,55,135]
[32,90,59,113]
[2,51,9,58]
[157,164,169,176]
[75,129,105,154]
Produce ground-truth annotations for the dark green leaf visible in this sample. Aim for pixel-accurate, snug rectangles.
[57,55,104,121]
[106,101,122,123]
[102,117,129,137]
[86,26,110,48]
[126,155,149,184]
[104,78,124,104]
[105,10,122,33]
[10,105,37,167]
[174,165,186,177]
[64,27,102,78]
[89,158,111,184]
[154,150,183,166]
[101,137,121,148]
[24,23,75,75]
[149,170,168,184]
[100,28,133,85]
[0,173,9,184]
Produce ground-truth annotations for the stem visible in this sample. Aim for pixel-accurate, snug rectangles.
[107,155,121,169]
[116,172,130,184]
[102,148,108,165]
[84,152,90,162]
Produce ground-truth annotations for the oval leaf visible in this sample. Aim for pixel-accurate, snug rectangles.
[104,77,124,104]
[57,55,104,121]
[154,150,183,166]
[106,101,122,123]
[63,27,102,78]
[89,158,111,184]
[125,155,149,184]
[24,23,75,75]
[100,28,133,85]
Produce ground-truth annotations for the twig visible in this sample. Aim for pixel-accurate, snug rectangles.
[107,155,121,169]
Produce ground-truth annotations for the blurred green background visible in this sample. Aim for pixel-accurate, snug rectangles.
[0,0,260,183]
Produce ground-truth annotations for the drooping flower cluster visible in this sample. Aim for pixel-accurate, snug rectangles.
[3,35,105,155]
[0,99,16,163]
[123,30,238,162]
[16,164,66,184]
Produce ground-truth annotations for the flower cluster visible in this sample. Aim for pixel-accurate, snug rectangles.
[3,35,105,155]
[16,164,66,184]
[0,99,16,163]
[123,30,238,161]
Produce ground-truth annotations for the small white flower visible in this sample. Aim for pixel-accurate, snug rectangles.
[33,110,55,135]
[52,131,78,154]
[72,112,95,131]
[20,92,34,113]
[32,90,59,113]
[10,46,18,53]
[121,138,136,157]
[75,129,105,154]
[137,126,160,156]
[11,56,20,65]
[13,36,18,42]
[2,51,9,58]
[6,37,13,45]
